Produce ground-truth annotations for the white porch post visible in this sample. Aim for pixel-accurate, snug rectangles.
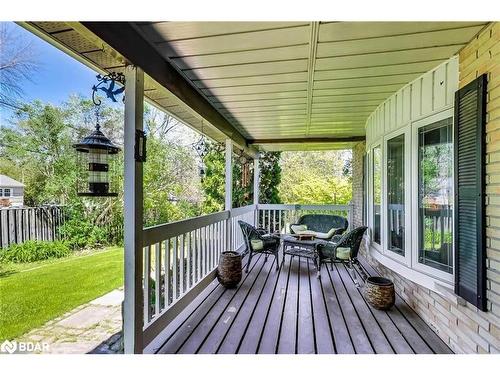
[225,139,233,249]
[123,65,144,354]
[253,156,260,226]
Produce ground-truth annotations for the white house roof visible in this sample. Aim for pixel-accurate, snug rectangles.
[0,175,25,187]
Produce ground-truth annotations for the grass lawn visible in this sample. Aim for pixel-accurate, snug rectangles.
[0,246,124,341]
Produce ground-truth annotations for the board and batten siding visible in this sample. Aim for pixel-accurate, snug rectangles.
[366,56,458,146]
[361,24,500,354]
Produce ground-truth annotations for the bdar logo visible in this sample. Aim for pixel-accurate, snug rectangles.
[1,340,17,354]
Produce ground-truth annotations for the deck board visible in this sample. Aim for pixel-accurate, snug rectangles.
[297,259,315,354]
[156,254,453,354]
[276,255,299,354]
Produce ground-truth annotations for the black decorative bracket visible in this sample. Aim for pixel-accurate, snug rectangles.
[92,72,126,106]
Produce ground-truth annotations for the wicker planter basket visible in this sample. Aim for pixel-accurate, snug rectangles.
[217,251,242,288]
[363,276,395,310]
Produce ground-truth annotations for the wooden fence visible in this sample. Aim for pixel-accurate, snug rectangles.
[0,206,66,248]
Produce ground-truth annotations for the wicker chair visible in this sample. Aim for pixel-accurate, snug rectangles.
[290,214,348,240]
[316,226,368,285]
[238,220,280,273]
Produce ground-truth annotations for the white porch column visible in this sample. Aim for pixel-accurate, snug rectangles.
[123,65,144,354]
[253,156,260,226]
[225,139,233,249]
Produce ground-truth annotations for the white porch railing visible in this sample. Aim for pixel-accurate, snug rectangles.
[141,204,256,347]
[140,202,353,350]
[257,203,354,234]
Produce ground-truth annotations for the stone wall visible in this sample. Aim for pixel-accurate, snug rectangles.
[351,142,366,228]
[361,22,500,354]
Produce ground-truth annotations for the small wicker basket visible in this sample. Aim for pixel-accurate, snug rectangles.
[363,276,395,310]
[217,251,242,288]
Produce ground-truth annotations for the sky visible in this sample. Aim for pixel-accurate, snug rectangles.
[0,22,200,145]
[0,22,101,124]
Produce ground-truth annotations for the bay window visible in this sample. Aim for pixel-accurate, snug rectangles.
[366,109,455,284]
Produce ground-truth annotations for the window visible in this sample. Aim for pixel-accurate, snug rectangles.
[387,134,405,256]
[0,188,2,196]
[3,188,11,197]
[372,146,382,245]
[417,118,453,274]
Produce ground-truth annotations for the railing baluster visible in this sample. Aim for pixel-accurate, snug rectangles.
[186,232,189,290]
[203,225,207,275]
[173,237,178,301]
[164,239,170,308]
[155,242,161,316]
[210,224,214,269]
[197,228,201,282]
[180,234,185,295]
[144,245,151,324]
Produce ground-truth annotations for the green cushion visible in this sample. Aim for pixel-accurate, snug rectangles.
[336,247,351,260]
[290,224,307,233]
[250,239,264,251]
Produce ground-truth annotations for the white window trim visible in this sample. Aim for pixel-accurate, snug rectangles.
[369,141,383,252]
[410,107,455,284]
[383,125,412,266]
[3,188,11,197]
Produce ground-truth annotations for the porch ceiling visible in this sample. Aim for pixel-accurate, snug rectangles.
[22,21,488,152]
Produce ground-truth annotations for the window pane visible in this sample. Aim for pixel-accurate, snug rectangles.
[387,134,405,256]
[373,146,382,245]
[4,188,11,197]
[418,118,453,273]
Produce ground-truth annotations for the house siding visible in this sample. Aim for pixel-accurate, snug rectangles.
[360,22,500,354]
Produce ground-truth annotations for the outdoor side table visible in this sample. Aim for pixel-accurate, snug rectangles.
[282,235,321,277]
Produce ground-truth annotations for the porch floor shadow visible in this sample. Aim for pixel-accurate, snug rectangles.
[153,253,453,354]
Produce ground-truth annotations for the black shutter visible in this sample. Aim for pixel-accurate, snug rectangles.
[454,74,487,311]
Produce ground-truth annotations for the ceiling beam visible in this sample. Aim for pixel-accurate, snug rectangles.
[248,136,366,145]
[80,22,254,155]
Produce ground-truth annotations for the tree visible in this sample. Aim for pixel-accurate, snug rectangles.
[0,23,39,109]
[279,150,352,204]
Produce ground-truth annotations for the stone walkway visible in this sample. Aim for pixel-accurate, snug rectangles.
[18,289,124,354]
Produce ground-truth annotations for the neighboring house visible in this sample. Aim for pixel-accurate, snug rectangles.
[0,174,25,207]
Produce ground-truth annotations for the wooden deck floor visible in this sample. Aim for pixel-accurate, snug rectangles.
[154,252,453,354]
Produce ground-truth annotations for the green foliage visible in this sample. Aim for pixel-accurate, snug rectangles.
[201,143,226,214]
[0,240,70,263]
[259,152,282,204]
[59,208,107,250]
[201,146,283,211]
[279,150,352,204]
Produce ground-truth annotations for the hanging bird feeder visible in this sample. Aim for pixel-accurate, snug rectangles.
[73,73,124,197]
[73,122,121,196]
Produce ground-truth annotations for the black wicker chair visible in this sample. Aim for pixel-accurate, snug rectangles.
[238,220,280,273]
[316,226,368,285]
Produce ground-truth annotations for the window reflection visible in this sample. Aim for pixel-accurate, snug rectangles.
[387,134,405,256]
[418,118,453,273]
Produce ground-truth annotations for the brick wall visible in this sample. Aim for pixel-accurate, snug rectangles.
[352,142,365,228]
[360,22,500,354]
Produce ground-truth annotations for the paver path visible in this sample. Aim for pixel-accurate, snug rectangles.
[17,289,124,354]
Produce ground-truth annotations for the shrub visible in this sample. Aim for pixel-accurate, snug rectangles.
[59,217,107,250]
[0,240,71,263]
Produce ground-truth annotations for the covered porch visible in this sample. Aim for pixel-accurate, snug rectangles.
[21,21,499,354]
